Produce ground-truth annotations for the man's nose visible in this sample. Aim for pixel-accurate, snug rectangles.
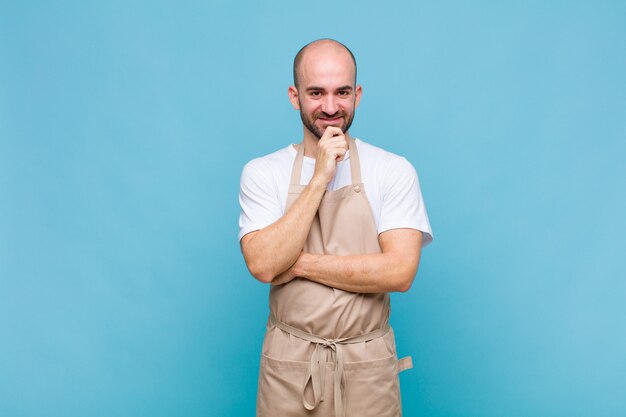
[321,97,339,115]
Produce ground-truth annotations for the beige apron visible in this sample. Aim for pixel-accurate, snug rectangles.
[257,139,412,417]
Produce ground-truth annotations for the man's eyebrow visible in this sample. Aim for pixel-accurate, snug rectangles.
[305,85,354,92]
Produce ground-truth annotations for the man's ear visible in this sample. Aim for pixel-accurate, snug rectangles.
[355,84,363,108]
[288,86,300,110]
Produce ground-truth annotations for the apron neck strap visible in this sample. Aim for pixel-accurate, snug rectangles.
[290,138,362,186]
[290,141,306,185]
[347,138,362,184]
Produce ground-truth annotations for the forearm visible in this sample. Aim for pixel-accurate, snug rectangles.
[292,251,419,293]
[242,178,327,283]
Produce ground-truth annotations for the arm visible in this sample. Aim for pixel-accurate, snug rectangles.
[241,179,326,283]
[272,228,423,293]
[241,127,348,283]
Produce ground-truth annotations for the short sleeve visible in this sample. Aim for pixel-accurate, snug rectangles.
[378,156,433,247]
[238,161,282,242]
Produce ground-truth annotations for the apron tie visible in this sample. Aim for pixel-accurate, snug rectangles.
[270,314,390,417]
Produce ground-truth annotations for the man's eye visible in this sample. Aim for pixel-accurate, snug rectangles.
[310,91,321,97]
[338,91,350,96]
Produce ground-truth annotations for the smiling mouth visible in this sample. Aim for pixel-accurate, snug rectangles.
[318,117,343,123]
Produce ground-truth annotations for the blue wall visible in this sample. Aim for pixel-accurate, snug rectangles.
[1,1,625,416]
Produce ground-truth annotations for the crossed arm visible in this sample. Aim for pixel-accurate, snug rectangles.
[271,228,422,293]
[242,224,422,293]
[240,179,423,293]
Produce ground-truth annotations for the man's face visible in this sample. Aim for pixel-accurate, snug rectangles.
[292,47,362,139]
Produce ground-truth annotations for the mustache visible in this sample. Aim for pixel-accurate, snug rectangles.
[315,111,346,119]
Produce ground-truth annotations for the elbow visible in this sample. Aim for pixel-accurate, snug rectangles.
[394,276,414,293]
[391,262,418,293]
[243,247,276,284]
[253,272,274,284]
[247,262,275,284]
[257,271,276,284]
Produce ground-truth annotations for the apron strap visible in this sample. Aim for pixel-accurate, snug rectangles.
[348,138,362,185]
[290,142,306,185]
[289,138,362,186]
[270,314,389,417]
[397,356,413,373]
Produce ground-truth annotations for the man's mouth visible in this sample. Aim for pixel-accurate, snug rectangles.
[318,116,343,124]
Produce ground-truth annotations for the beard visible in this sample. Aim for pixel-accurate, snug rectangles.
[299,103,356,140]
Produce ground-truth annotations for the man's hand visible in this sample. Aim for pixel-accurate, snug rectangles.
[312,126,348,186]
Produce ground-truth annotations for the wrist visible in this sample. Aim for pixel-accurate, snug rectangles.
[308,176,328,192]
[293,252,313,278]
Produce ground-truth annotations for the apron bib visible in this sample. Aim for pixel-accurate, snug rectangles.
[257,139,412,417]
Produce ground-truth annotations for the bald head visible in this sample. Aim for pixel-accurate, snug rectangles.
[293,39,357,89]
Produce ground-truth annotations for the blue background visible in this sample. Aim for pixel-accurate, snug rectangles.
[1,1,625,416]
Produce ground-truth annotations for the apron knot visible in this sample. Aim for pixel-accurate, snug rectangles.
[269,314,389,417]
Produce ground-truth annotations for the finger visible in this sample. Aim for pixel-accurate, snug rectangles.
[321,143,346,156]
[329,141,348,156]
[320,135,347,151]
[318,139,346,154]
[321,126,344,139]
[323,148,347,162]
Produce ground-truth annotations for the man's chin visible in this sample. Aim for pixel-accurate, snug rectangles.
[311,126,333,139]
[304,120,350,139]
[315,121,346,134]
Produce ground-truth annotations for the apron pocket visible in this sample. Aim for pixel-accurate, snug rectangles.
[343,354,403,417]
[257,354,332,417]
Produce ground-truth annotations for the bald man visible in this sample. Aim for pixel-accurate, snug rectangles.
[238,39,433,417]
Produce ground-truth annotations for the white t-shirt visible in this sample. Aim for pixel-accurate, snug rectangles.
[238,139,433,246]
